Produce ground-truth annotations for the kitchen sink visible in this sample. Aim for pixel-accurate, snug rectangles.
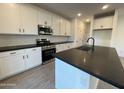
[76,45,91,52]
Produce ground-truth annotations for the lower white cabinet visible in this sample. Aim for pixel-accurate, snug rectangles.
[0,47,42,80]
[24,47,42,70]
[56,43,73,53]
[0,50,25,79]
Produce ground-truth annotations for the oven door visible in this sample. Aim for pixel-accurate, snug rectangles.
[42,48,56,62]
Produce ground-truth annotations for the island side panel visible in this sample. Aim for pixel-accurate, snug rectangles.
[55,58,90,89]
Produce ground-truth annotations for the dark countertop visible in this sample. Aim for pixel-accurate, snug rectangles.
[53,46,124,88]
[0,41,73,52]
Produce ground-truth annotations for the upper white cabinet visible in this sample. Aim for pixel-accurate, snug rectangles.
[65,20,71,36]
[52,15,71,36]
[0,4,38,35]
[20,4,38,35]
[38,9,52,26]
[59,18,71,36]
[0,4,21,34]
[60,18,66,36]
[52,14,60,35]
[0,4,71,36]
[93,16,113,30]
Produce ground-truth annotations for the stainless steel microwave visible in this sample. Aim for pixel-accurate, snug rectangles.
[38,25,53,35]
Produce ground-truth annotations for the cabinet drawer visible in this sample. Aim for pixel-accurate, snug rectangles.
[0,49,25,58]
[24,47,41,53]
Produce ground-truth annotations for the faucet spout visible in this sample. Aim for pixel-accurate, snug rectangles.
[87,37,95,52]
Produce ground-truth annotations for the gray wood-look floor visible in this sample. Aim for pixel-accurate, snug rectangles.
[0,62,55,89]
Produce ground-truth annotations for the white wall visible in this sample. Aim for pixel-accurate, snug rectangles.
[111,9,124,57]
[115,12,124,57]
[0,35,69,47]
[92,30,112,47]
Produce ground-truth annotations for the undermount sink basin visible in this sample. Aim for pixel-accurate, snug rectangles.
[77,45,91,52]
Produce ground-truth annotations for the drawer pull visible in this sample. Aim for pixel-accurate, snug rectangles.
[10,52,16,54]
[23,56,25,59]
[23,29,25,33]
[32,49,36,51]
[27,55,28,58]
[19,28,21,32]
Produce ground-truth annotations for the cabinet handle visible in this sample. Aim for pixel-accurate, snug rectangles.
[19,28,21,32]
[101,25,103,28]
[10,52,16,54]
[65,32,66,35]
[44,21,47,25]
[23,56,25,59]
[27,55,28,59]
[32,49,36,51]
[23,29,25,33]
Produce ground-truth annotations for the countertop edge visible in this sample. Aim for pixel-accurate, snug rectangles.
[0,41,74,52]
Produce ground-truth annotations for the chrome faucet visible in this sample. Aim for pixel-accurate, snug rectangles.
[87,37,95,52]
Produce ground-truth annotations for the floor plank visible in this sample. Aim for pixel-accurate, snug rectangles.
[0,62,55,89]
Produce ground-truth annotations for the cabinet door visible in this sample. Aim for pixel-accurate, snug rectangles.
[66,20,71,36]
[20,4,38,35]
[56,45,61,53]
[0,50,25,79]
[64,43,73,50]
[0,4,21,34]
[25,47,42,70]
[52,14,60,35]
[38,9,52,26]
[93,16,113,30]
[60,18,66,36]
[56,44,65,52]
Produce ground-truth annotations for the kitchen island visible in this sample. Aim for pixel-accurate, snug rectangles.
[53,46,124,89]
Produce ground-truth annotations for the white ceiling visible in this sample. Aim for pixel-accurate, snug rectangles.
[35,3,124,20]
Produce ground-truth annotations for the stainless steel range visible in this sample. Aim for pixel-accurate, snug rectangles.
[36,39,56,64]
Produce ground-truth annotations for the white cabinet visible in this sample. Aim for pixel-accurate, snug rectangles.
[75,20,84,47]
[0,4,21,34]
[65,20,71,36]
[64,43,73,50]
[20,4,38,35]
[56,44,64,53]
[0,50,25,80]
[93,16,113,30]
[60,18,66,36]
[56,43,73,53]
[52,15,71,36]
[38,9,52,26]
[0,4,38,35]
[0,47,42,80]
[24,47,42,70]
[52,14,60,35]
[0,4,71,36]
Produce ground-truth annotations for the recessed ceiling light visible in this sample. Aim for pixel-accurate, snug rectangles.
[102,5,109,10]
[86,19,90,22]
[77,13,82,17]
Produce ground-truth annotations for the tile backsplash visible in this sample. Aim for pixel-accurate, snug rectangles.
[0,35,70,47]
